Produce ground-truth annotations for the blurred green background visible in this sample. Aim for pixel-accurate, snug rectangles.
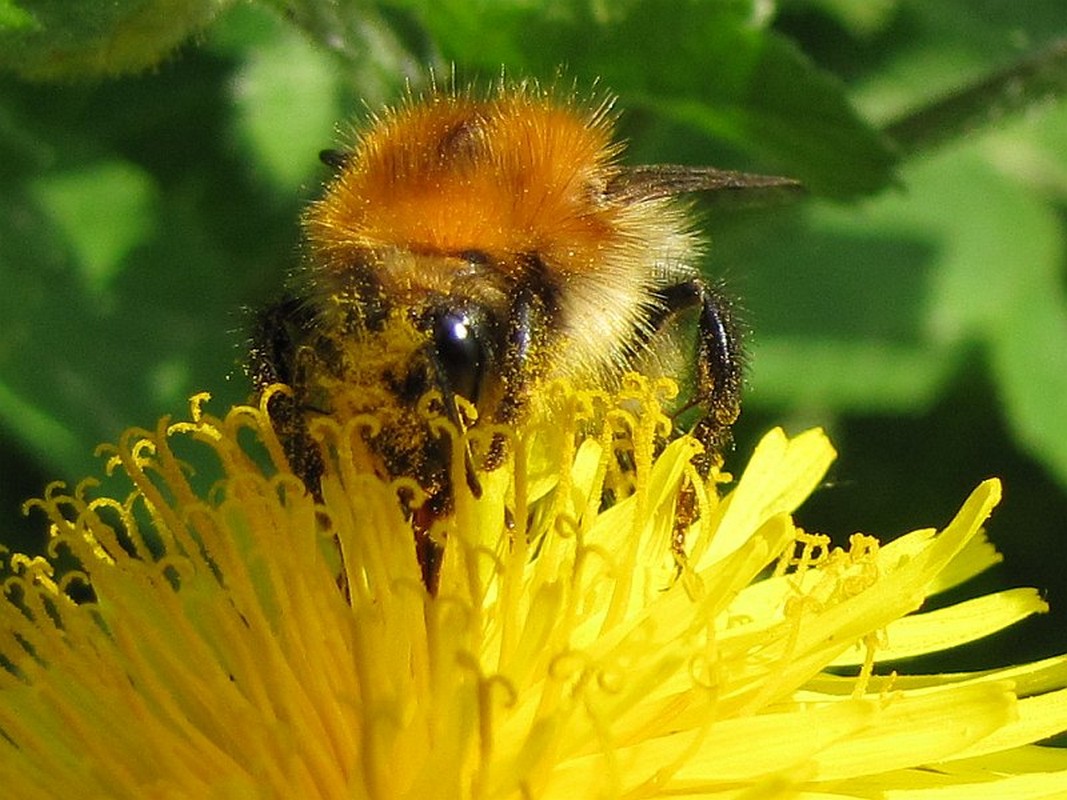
[2,0,1066,667]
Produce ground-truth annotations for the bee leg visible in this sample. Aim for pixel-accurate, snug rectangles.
[247,296,326,498]
[645,278,743,574]
[648,277,744,465]
[488,276,555,445]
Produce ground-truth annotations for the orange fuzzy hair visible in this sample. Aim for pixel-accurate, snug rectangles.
[304,86,634,278]
[300,82,702,390]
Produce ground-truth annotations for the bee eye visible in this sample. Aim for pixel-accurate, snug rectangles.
[432,309,486,403]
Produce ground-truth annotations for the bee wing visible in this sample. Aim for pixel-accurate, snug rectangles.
[605,164,804,205]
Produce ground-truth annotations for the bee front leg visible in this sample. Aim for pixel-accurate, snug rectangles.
[648,277,745,463]
[247,296,326,497]
[643,277,744,573]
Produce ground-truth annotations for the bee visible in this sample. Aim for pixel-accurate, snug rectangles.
[248,81,798,586]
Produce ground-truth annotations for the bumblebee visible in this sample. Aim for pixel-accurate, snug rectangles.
[249,82,797,580]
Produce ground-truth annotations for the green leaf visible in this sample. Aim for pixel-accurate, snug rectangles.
[728,120,1067,488]
[224,9,344,194]
[721,199,955,414]
[399,0,898,198]
[786,0,900,38]
[29,160,158,299]
[0,0,36,30]
[0,0,230,80]
[884,39,1067,156]
[0,38,298,479]
[748,338,952,412]
[993,281,1067,489]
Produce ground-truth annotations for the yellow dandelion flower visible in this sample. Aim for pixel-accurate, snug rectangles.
[2,376,1066,799]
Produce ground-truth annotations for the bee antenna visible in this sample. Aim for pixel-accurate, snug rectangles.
[319,149,350,171]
